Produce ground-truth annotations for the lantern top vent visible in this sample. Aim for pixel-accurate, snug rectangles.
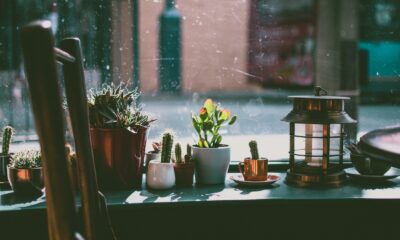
[281,86,357,124]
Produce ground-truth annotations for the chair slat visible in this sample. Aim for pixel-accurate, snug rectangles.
[21,20,77,240]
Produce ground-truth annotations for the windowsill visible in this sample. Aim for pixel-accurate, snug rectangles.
[1,164,399,213]
[2,169,400,239]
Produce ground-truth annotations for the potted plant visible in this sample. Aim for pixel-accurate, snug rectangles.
[191,99,237,185]
[173,143,195,187]
[7,150,44,196]
[0,126,14,183]
[238,140,269,181]
[88,84,154,190]
[145,142,161,167]
[147,131,175,190]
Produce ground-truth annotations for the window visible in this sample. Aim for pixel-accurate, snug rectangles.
[0,0,399,162]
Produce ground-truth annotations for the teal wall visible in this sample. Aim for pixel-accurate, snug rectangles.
[359,42,400,77]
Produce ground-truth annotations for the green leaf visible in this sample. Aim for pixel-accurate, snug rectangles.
[203,139,209,148]
[215,135,222,146]
[211,134,220,145]
[228,115,237,125]
[203,121,213,131]
[219,110,230,121]
[217,119,225,125]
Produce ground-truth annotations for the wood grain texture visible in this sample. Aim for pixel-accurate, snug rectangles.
[21,20,77,240]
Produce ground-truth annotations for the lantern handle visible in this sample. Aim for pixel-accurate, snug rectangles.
[314,86,328,96]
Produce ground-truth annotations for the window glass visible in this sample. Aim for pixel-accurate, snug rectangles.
[0,0,399,161]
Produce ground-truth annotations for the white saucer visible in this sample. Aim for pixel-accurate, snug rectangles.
[230,174,280,187]
[345,167,400,182]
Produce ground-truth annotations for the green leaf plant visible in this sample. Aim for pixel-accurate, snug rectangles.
[87,83,155,131]
[191,99,237,148]
[1,126,14,155]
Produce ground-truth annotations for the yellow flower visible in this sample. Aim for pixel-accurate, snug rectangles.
[220,109,231,120]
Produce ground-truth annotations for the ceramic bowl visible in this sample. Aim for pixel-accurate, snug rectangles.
[351,153,391,176]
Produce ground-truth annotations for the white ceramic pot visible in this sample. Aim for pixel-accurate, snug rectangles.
[192,145,230,185]
[147,160,175,190]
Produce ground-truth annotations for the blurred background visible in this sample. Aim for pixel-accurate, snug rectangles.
[0,0,399,161]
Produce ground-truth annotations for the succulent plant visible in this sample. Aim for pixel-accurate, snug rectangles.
[175,143,182,164]
[185,144,192,163]
[191,99,237,148]
[249,140,259,160]
[1,126,14,155]
[161,131,174,163]
[87,83,154,130]
[9,150,42,169]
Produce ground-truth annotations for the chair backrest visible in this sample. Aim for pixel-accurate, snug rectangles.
[20,20,115,240]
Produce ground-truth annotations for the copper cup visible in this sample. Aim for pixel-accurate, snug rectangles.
[238,157,268,181]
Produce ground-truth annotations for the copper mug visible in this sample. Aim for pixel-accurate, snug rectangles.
[238,157,268,181]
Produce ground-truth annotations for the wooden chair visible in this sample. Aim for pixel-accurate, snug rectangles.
[20,20,116,240]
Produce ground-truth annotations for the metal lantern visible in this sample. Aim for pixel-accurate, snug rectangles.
[282,87,356,187]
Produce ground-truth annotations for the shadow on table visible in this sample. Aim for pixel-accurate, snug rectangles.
[347,179,399,189]
[234,183,280,195]
[134,184,226,203]
[0,191,45,206]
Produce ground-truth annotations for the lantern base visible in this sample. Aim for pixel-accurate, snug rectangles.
[285,169,347,187]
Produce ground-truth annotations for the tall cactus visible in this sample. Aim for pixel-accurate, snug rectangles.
[161,132,174,163]
[2,126,14,155]
[185,144,192,163]
[249,140,259,160]
[175,143,182,163]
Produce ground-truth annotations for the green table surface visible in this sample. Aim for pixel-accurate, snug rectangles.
[3,170,400,239]
[2,170,400,213]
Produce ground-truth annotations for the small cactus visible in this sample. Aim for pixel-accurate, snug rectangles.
[175,143,182,164]
[2,126,14,155]
[161,131,174,163]
[185,144,192,163]
[249,140,259,160]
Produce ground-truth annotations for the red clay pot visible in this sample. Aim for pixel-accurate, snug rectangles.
[90,126,148,190]
[173,162,194,187]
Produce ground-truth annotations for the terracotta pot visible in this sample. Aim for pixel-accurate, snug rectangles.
[90,127,148,190]
[7,166,44,196]
[173,162,194,187]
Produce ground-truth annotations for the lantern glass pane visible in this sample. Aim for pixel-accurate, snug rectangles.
[294,124,341,137]
[292,123,343,170]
